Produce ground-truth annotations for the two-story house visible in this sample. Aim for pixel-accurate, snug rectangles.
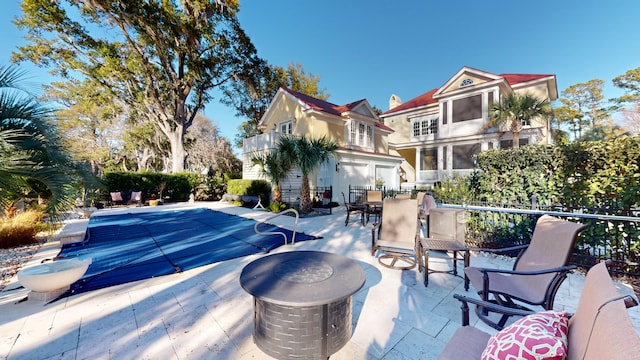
[242,87,403,201]
[380,66,558,188]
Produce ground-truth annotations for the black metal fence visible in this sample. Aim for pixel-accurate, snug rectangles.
[280,185,334,214]
[347,185,417,203]
[346,185,639,278]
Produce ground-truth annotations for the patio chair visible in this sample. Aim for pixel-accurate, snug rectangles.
[365,190,383,224]
[342,192,365,226]
[371,198,419,269]
[419,208,469,290]
[109,191,123,207]
[439,262,640,360]
[464,214,588,330]
[419,194,437,234]
[394,193,411,199]
[129,191,142,207]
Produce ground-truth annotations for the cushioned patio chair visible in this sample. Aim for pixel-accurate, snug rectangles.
[371,198,419,269]
[342,192,365,226]
[439,262,640,360]
[464,214,588,329]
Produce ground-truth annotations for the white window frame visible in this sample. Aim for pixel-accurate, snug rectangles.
[279,119,293,134]
[411,115,438,139]
[348,120,373,149]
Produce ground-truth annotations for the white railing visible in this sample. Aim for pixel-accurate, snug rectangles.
[243,132,282,153]
[254,208,300,246]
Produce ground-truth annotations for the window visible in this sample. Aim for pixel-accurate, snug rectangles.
[452,144,480,169]
[279,120,293,134]
[411,116,438,137]
[500,138,529,148]
[460,78,474,87]
[421,148,437,170]
[452,95,482,122]
[521,118,531,126]
[349,120,373,148]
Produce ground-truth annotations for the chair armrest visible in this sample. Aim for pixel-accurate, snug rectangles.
[453,294,535,326]
[476,264,577,276]
[468,244,529,254]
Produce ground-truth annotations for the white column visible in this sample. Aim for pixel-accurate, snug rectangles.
[415,147,421,183]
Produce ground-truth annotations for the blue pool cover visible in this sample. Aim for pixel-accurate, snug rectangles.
[57,208,320,294]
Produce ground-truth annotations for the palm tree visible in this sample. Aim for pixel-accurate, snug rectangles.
[0,65,78,218]
[277,135,338,214]
[488,93,552,149]
[250,149,292,203]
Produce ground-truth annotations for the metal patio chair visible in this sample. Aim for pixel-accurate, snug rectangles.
[464,214,588,330]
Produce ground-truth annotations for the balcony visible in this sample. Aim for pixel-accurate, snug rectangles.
[243,131,282,153]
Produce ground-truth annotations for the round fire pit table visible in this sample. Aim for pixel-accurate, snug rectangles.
[240,251,365,360]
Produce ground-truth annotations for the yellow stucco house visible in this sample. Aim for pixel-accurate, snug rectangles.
[380,66,558,188]
[242,87,403,201]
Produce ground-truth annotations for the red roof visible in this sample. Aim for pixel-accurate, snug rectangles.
[280,87,392,132]
[382,72,554,116]
[500,73,553,85]
[281,87,362,116]
[381,88,438,115]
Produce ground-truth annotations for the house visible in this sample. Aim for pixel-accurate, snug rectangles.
[379,66,558,188]
[242,87,403,202]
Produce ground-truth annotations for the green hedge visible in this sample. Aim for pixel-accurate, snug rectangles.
[226,179,271,205]
[469,136,640,210]
[101,172,201,202]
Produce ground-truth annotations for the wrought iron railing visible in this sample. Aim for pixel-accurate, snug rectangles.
[279,185,334,214]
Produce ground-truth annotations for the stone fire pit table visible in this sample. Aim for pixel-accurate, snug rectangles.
[240,251,366,360]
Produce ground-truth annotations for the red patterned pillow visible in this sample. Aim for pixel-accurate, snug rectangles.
[481,310,569,360]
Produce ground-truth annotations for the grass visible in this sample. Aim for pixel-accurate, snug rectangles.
[0,210,49,248]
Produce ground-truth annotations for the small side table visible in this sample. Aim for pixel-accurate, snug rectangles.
[418,237,470,290]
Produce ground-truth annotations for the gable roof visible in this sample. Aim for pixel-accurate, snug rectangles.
[382,67,556,116]
[277,87,394,132]
[381,88,438,116]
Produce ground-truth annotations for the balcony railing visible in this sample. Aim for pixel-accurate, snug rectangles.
[243,131,282,153]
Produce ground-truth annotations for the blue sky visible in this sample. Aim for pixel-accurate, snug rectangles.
[2,1,640,152]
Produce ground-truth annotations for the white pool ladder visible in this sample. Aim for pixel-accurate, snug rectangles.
[254,208,299,245]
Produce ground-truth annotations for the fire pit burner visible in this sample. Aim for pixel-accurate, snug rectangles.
[240,251,365,360]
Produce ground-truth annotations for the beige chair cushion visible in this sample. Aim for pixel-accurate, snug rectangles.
[438,326,491,360]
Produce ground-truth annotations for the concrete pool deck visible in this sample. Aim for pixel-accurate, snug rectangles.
[1,201,639,360]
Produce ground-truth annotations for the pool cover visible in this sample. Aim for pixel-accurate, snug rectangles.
[57,207,320,294]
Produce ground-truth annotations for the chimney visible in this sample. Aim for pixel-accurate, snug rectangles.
[389,94,402,110]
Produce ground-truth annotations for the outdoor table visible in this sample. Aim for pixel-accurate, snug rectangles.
[364,201,382,224]
[240,250,365,360]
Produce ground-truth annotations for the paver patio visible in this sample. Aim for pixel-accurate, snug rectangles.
[1,201,639,360]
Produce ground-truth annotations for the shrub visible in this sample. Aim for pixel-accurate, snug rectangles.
[226,179,271,206]
[0,210,48,248]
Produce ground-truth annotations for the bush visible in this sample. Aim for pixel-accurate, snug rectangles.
[226,179,271,206]
[0,210,48,248]
[101,172,203,203]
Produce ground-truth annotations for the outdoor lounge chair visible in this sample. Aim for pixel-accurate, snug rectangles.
[342,192,365,226]
[109,191,123,207]
[464,214,588,329]
[439,262,640,359]
[129,191,142,207]
[371,198,419,269]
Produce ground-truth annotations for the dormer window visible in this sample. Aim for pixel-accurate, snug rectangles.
[460,78,474,87]
[349,120,373,149]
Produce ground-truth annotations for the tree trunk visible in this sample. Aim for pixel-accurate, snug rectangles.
[273,184,282,203]
[167,126,186,173]
[299,174,312,214]
[512,130,520,149]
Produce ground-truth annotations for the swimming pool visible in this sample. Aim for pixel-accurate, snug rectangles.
[57,208,319,294]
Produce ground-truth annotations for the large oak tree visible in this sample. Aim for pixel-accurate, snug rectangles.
[14,0,260,173]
